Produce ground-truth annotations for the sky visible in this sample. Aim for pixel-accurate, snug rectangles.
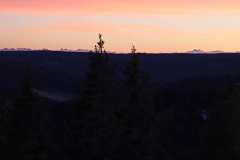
[1,0,240,52]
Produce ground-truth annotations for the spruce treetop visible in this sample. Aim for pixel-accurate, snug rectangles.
[131,44,137,54]
[96,33,105,54]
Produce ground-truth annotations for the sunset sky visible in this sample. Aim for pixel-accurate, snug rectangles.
[1,0,240,52]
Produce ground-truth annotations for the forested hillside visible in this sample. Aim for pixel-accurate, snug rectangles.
[0,51,240,159]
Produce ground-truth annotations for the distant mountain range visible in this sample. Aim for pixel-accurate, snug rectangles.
[0,48,33,51]
[0,48,91,52]
[0,48,238,54]
[60,48,90,52]
[185,49,226,54]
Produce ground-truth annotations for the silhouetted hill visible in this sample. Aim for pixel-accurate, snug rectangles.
[1,51,240,97]
[1,51,240,160]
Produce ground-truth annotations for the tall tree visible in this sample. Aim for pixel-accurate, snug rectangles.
[124,45,152,108]
[112,45,159,159]
[0,99,14,157]
[71,34,117,159]
[77,34,115,111]
[124,45,141,106]
[208,84,240,160]
[5,65,36,159]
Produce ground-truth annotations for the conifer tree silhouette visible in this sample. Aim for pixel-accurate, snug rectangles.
[208,85,240,160]
[72,34,117,159]
[0,99,13,158]
[116,45,158,159]
[78,34,112,110]
[124,45,152,107]
[6,65,35,159]
[5,64,49,160]
[125,44,141,106]
[97,33,105,54]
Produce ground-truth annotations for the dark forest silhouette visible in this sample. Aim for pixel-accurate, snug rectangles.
[0,34,240,159]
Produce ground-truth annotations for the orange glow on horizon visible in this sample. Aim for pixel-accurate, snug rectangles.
[1,1,240,52]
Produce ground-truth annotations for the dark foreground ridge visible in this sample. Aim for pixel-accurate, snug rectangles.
[0,51,240,160]
[1,51,240,95]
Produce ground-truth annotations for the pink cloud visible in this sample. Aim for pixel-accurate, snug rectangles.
[1,0,240,15]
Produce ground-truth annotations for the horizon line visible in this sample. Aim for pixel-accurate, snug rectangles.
[1,48,240,54]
